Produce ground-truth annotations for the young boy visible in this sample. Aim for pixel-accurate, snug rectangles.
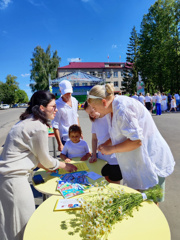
[60,124,91,162]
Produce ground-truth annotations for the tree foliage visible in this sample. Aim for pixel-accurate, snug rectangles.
[0,75,19,104]
[0,75,29,104]
[123,0,179,94]
[122,26,139,94]
[30,45,61,92]
[15,89,29,103]
[137,0,180,94]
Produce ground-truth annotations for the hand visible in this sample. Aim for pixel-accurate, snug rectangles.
[64,158,71,163]
[58,143,64,152]
[81,133,84,139]
[64,163,77,173]
[80,155,88,161]
[98,145,114,155]
[89,155,97,163]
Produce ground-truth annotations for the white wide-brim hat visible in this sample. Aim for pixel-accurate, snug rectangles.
[59,80,73,95]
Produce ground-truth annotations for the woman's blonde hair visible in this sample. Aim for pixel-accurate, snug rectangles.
[87,83,114,103]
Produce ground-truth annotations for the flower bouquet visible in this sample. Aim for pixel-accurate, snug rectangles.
[77,180,162,240]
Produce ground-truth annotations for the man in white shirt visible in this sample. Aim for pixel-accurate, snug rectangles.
[132,92,138,100]
[138,92,145,105]
[52,80,79,151]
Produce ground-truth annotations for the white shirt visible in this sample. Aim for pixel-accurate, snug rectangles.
[132,95,138,100]
[61,139,90,159]
[138,95,145,105]
[0,117,60,177]
[91,116,118,165]
[174,94,179,100]
[52,96,78,141]
[155,95,162,104]
[145,96,152,102]
[106,95,175,190]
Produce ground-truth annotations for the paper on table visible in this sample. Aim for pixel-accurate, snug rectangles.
[87,171,102,180]
[54,198,82,211]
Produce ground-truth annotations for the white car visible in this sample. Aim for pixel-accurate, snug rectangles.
[0,104,10,109]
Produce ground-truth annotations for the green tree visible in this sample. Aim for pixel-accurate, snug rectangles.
[0,75,19,104]
[30,45,61,92]
[137,0,180,93]
[15,89,29,103]
[122,26,139,94]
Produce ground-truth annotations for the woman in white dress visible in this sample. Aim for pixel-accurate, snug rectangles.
[0,91,77,240]
[161,93,167,112]
[87,84,175,201]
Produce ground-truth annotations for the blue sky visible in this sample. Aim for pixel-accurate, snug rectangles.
[0,0,157,99]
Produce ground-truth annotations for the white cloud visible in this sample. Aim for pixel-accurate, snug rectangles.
[67,58,82,62]
[28,0,46,8]
[0,0,12,10]
[112,44,118,49]
[21,73,30,77]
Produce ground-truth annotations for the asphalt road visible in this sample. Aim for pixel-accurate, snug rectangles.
[0,108,26,149]
[0,108,179,240]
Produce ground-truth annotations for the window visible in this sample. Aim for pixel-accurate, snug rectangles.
[82,83,87,86]
[114,71,118,78]
[106,71,111,78]
[114,81,118,87]
[74,83,79,86]
[90,72,96,76]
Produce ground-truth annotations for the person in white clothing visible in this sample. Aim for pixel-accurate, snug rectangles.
[161,93,167,112]
[132,92,139,100]
[84,101,122,184]
[0,91,77,240]
[145,93,152,112]
[87,84,175,202]
[52,80,80,152]
[138,92,145,105]
[169,96,177,112]
[60,124,91,162]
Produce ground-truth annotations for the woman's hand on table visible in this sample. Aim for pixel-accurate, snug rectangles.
[64,163,77,172]
[64,158,72,163]
[89,155,97,163]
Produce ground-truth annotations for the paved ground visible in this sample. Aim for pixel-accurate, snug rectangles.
[0,109,179,239]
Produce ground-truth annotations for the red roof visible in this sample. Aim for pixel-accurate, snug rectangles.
[58,62,129,70]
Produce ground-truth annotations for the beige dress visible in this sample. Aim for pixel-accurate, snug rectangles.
[0,116,60,240]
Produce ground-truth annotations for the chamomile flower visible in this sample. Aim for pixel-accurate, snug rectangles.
[94,182,99,187]
[108,198,113,205]
[107,209,111,214]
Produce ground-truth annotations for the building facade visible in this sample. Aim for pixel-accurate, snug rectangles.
[57,62,129,93]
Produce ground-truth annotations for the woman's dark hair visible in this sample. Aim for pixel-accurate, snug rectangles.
[69,124,82,136]
[20,90,55,126]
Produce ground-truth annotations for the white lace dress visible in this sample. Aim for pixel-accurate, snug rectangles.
[106,95,175,190]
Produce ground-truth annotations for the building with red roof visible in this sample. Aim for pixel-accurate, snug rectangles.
[57,62,130,93]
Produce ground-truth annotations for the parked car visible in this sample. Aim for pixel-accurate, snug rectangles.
[12,104,19,108]
[0,104,10,109]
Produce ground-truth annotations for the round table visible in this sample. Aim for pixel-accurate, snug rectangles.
[24,184,171,240]
[33,158,107,196]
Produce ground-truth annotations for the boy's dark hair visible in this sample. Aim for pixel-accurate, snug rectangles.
[69,124,82,136]
[83,101,95,122]
[83,101,88,110]
[20,90,55,126]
